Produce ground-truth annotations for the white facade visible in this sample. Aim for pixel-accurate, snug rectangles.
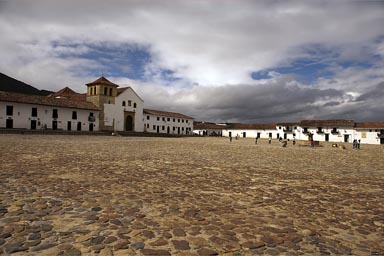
[144,113,193,135]
[0,101,99,131]
[354,128,384,145]
[222,128,279,139]
[104,87,145,132]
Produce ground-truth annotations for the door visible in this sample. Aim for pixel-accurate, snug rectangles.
[229,132,232,138]
[269,133,272,138]
[89,123,93,131]
[6,119,13,128]
[243,132,246,138]
[257,132,260,139]
[325,134,329,141]
[52,121,57,130]
[77,122,82,131]
[344,134,349,143]
[67,121,71,131]
[381,138,384,144]
[125,116,133,131]
[157,126,160,133]
[167,126,170,134]
[178,127,180,134]
[31,120,37,130]
[284,133,287,140]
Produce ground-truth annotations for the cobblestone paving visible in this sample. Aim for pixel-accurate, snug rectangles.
[0,135,383,255]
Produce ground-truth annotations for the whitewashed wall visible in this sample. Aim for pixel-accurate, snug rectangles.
[144,114,193,135]
[104,88,144,132]
[222,129,280,139]
[354,129,383,145]
[0,101,99,131]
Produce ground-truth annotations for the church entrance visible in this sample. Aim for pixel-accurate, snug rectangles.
[125,116,133,131]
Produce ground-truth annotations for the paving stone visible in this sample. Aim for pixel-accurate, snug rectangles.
[172,240,190,250]
[29,232,41,240]
[90,235,105,244]
[196,248,219,256]
[173,228,186,237]
[31,243,58,251]
[130,241,145,250]
[149,238,168,247]
[141,249,171,255]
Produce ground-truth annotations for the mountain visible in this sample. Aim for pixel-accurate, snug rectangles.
[0,72,53,96]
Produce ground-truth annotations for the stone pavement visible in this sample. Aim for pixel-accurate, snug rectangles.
[0,135,383,255]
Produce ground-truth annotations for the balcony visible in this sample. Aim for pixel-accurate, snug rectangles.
[88,116,96,122]
[331,129,339,134]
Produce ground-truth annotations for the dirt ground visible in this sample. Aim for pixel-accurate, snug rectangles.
[0,134,383,256]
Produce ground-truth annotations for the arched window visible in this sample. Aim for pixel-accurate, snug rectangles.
[122,101,126,107]
[104,87,107,95]
[109,88,112,96]
[133,103,137,108]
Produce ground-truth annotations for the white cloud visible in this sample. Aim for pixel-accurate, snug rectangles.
[0,0,383,121]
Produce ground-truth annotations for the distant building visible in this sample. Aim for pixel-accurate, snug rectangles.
[193,122,225,136]
[0,76,193,134]
[193,120,384,145]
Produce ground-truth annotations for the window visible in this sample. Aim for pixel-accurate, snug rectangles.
[157,117,160,121]
[162,117,165,121]
[153,125,156,130]
[167,118,170,121]
[128,100,132,106]
[182,127,184,131]
[147,116,150,120]
[178,119,180,123]
[6,105,13,116]
[186,120,189,123]
[52,109,58,118]
[72,111,77,120]
[93,87,96,95]
[90,112,94,116]
[109,88,112,96]
[32,107,37,117]
[182,119,184,123]
[133,103,137,108]
[90,87,93,95]
[122,101,126,107]
[279,126,282,129]
[303,127,308,133]
[77,122,81,131]
[173,118,175,122]
[104,87,107,95]
[162,126,165,130]
[147,124,149,128]
[173,127,175,131]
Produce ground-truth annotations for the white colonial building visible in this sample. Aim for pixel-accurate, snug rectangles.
[222,123,279,139]
[143,109,193,135]
[0,91,99,131]
[0,76,193,134]
[194,120,384,145]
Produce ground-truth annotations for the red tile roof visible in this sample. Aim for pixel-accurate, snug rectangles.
[300,119,355,127]
[227,123,277,130]
[86,76,119,87]
[0,91,99,110]
[143,109,193,119]
[276,122,300,126]
[48,87,87,101]
[117,87,129,95]
[193,122,227,130]
[355,122,384,128]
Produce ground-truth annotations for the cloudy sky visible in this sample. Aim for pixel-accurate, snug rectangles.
[1,0,384,123]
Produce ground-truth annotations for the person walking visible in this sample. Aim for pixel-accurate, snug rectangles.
[268,137,272,144]
[255,137,258,144]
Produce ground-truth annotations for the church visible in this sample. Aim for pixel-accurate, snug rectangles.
[0,76,194,135]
